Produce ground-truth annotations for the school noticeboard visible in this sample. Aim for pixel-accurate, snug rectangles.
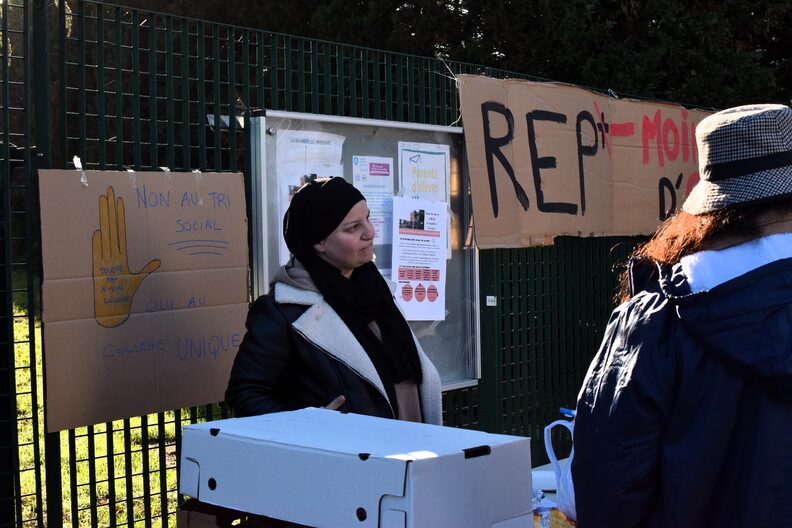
[39,170,248,432]
[457,74,713,248]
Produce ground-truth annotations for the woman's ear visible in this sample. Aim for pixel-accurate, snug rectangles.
[313,240,326,254]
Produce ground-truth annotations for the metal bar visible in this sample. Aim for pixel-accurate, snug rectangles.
[114,7,123,169]
[58,0,67,165]
[518,248,529,434]
[105,422,116,527]
[336,45,344,116]
[242,45,254,295]
[384,53,391,120]
[396,55,403,121]
[132,11,142,169]
[429,59,436,124]
[297,38,304,113]
[26,1,47,525]
[227,26,236,172]
[259,34,267,111]
[37,0,62,516]
[283,36,292,111]
[348,47,356,118]
[450,62,460,128]
[477,250,497,433]
[148,13,158,169]
[242,30,250,115]
[42,427,62,528]
[310,41,318,113]
[88,426,97,527]
[68,431,78,527]
[97,7,106,168]
[157,413,167,528]
[418,58,426,123]
[166,16,175,169]
[270,33,278,110]
[437,61,447,125]
[78,2,87,161]
[141,416,151,523]
[123,419,133,527]
[323,42,330,114]
[180,19,189,170]
[174,410,183,508]
[407,55,414,122]
[372,51,380,119]
[212,24,221,171]
[0,2,15,524]
[361,49,368,118]
[197,21,206,170]
[263,109,462,134]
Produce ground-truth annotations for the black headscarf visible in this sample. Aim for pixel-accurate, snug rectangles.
[283,178,423,413]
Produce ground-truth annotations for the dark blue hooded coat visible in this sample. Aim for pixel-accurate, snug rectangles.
[573,257,792,527]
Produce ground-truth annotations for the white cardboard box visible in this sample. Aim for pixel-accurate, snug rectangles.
[180,408,533,527]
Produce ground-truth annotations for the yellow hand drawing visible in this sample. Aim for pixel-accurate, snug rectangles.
[92,186,161,328]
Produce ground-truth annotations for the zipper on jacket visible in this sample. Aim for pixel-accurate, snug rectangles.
[292,327,396,419]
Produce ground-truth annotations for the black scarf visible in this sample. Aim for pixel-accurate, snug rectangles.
[283,178,423,411]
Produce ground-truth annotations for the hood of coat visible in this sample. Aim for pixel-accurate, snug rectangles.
[271,259,320,293]
[657,257,792,402]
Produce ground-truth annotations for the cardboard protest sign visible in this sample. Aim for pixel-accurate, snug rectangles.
[458,74,712,248]
[39,170,248,432]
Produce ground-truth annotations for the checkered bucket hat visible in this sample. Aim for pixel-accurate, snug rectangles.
[682,103,792,215]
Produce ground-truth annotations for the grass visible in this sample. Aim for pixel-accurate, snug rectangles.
[10,271,220,527]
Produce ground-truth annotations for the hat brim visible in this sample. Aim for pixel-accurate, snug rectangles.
[682,164,792,215]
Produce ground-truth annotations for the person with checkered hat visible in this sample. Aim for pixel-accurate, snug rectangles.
[572,104,792,527]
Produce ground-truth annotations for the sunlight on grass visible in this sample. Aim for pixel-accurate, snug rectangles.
[11,276,215,527]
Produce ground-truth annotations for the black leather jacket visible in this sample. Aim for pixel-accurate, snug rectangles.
[574,257,792,527]
[225,282,442,424]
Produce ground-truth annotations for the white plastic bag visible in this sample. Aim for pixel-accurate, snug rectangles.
[543,418,576,521]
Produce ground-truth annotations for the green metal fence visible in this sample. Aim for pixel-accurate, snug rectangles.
[0,0,641,526]
[477,237,643,460]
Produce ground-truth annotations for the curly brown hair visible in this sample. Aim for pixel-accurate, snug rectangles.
[616,198,792,302]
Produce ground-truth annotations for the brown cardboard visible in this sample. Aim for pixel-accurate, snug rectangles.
[457,75,712,248]
[39,170,249,432]
[177,500,245,528]
[177,499,308,528]
[177,499,245,528]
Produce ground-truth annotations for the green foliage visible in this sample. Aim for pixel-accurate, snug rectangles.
[103,0,790,108]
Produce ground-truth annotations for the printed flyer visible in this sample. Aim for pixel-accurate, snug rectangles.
[398,141,450,203]
[352,155,394,245]
[391,196,447,321]
[276,129,345,263]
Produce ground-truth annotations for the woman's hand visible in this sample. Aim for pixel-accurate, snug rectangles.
[324,395,346,410]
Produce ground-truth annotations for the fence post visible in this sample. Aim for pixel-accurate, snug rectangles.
[0,0,19,519]
[33,1,63,527]
[0,160,16,528]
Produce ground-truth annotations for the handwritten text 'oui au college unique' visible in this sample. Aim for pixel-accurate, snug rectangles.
[102,333,242,361]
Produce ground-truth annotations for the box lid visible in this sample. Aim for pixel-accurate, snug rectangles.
[180,408,533,527]
[185,407,524,457]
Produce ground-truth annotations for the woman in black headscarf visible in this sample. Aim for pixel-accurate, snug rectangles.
[225,177,442,424]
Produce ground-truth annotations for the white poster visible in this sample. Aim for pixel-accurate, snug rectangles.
[391,196,447,321]
[352,155,394,246]
[398,142,450,203]
[276,130,345,264]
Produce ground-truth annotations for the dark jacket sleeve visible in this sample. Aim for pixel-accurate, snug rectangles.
[225,296,295,417]
[572,291,676,528]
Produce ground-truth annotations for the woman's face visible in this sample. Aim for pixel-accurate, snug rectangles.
[313,200,375,277]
